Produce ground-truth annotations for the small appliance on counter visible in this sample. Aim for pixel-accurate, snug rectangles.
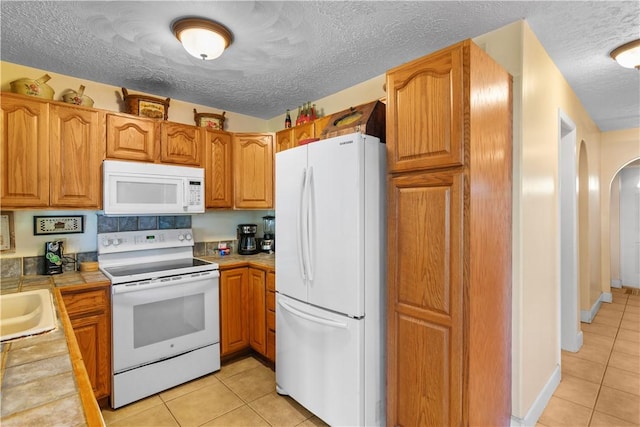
[261,215,275,253]
[45,240,64,275]
[238,224,259,255]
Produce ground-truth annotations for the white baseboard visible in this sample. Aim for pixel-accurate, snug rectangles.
[580,292,613,323]
[511,365,561,427]
[611,279,622,288]
[581,297,602,323]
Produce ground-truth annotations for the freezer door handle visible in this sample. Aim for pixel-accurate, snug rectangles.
[298,168,308,280]
[306,166,315,282]
[278,299,347,329]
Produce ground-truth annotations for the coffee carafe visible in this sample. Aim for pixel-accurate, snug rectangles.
[261,215,275,253]
[238,224,259,255]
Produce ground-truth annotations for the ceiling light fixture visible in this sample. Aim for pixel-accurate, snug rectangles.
[172,17,233,60]
[610,39,640,69]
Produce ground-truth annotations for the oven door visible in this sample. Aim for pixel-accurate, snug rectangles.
[112,272,219,373]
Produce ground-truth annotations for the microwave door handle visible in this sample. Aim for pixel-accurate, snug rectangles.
[183,180,188,211]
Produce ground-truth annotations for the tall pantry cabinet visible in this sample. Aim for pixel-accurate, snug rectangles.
[385,39,513,426]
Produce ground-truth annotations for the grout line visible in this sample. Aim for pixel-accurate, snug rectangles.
[586,295,628,426]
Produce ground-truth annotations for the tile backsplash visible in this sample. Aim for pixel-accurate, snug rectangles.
[1,215,236,279]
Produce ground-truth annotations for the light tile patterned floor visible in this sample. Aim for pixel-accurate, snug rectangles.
[101,357,329,427]
[538,287,640,427]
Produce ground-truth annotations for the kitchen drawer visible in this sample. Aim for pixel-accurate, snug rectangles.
[266,271,275,292]
[267,329,276,362]
[61,288,108,317]
[267,290,275,312]
[267,310,275,331]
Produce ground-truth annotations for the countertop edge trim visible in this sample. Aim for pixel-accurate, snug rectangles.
[54,289,106,427]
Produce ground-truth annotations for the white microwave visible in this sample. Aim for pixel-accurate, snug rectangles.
[103,160,205,215]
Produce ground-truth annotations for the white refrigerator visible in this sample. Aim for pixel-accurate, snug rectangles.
[275,132,386,426]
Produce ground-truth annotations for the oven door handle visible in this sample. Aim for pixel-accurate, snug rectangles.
[112,271,219,295]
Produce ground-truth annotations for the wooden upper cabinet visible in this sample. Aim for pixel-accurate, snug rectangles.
[0,94,50,207]
[275,128,292,153]
[106,113,156,162]
[203,129,233,208]
[293,121,314,144]
[49,104,104,208]
[233,133,274,209]
[160,122,202,166]
[386,41,464,173]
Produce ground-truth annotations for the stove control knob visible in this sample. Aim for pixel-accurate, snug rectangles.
[178,234,185,241]
[101,238,112,247]
[113,238,122,246]
[185,233,192,241]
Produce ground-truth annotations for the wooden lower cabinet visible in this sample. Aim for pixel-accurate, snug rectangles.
[220,267,250,356]
[248,267,267,355]
[60,284,111,402]
[220,265,275,363]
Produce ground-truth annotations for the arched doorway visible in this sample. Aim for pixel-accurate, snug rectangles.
[611,159,640,288]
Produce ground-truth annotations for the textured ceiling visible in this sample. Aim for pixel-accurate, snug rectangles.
[1,1,639,131]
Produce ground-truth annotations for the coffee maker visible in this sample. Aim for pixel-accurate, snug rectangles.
[45,240,64,275]
[261,215,275,253]
[237,224,259,255]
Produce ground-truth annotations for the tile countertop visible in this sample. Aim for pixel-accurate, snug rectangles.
[0,272,108,427]
[202,252,275,270]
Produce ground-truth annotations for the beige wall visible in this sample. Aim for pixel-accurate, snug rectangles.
[1,61,264,132]
[600,128,640,290]
[476,20,602,421]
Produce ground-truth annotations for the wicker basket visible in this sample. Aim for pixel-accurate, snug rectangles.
[10,74,54,99]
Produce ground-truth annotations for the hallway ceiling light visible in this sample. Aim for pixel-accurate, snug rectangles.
[610,39,640,69]
[172,17,233,60]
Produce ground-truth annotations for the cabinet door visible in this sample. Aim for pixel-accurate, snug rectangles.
[49,104,104,208]
[249,267,267,356]
[387,170,464,427]
[233,133,274,209]
[386,42,464,173]
[0,95,50,207]
[220,267,250,356]
[275,129,292,153]
[204,129,233,208]
[160,122,201,166]
[106,113,156,161]
[61,286,111,401]
[292,122,314,144]
[69,312,111,400]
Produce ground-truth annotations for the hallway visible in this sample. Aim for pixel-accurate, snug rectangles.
[538,287,640,426]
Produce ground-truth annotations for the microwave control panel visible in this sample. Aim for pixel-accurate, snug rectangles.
[187,180,203,206]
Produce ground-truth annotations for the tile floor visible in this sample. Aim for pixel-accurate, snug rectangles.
[101,357,329,427]
[538,287,640,427]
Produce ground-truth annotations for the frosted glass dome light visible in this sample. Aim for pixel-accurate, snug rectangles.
[610,39,640,69]
[173,18,233,61]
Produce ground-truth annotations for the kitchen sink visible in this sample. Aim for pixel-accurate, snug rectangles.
[1,289,57,342]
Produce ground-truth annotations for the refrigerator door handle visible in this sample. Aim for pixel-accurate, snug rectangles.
[278,299,348,329]
[307,166,315,282]
[298,168,308,280]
